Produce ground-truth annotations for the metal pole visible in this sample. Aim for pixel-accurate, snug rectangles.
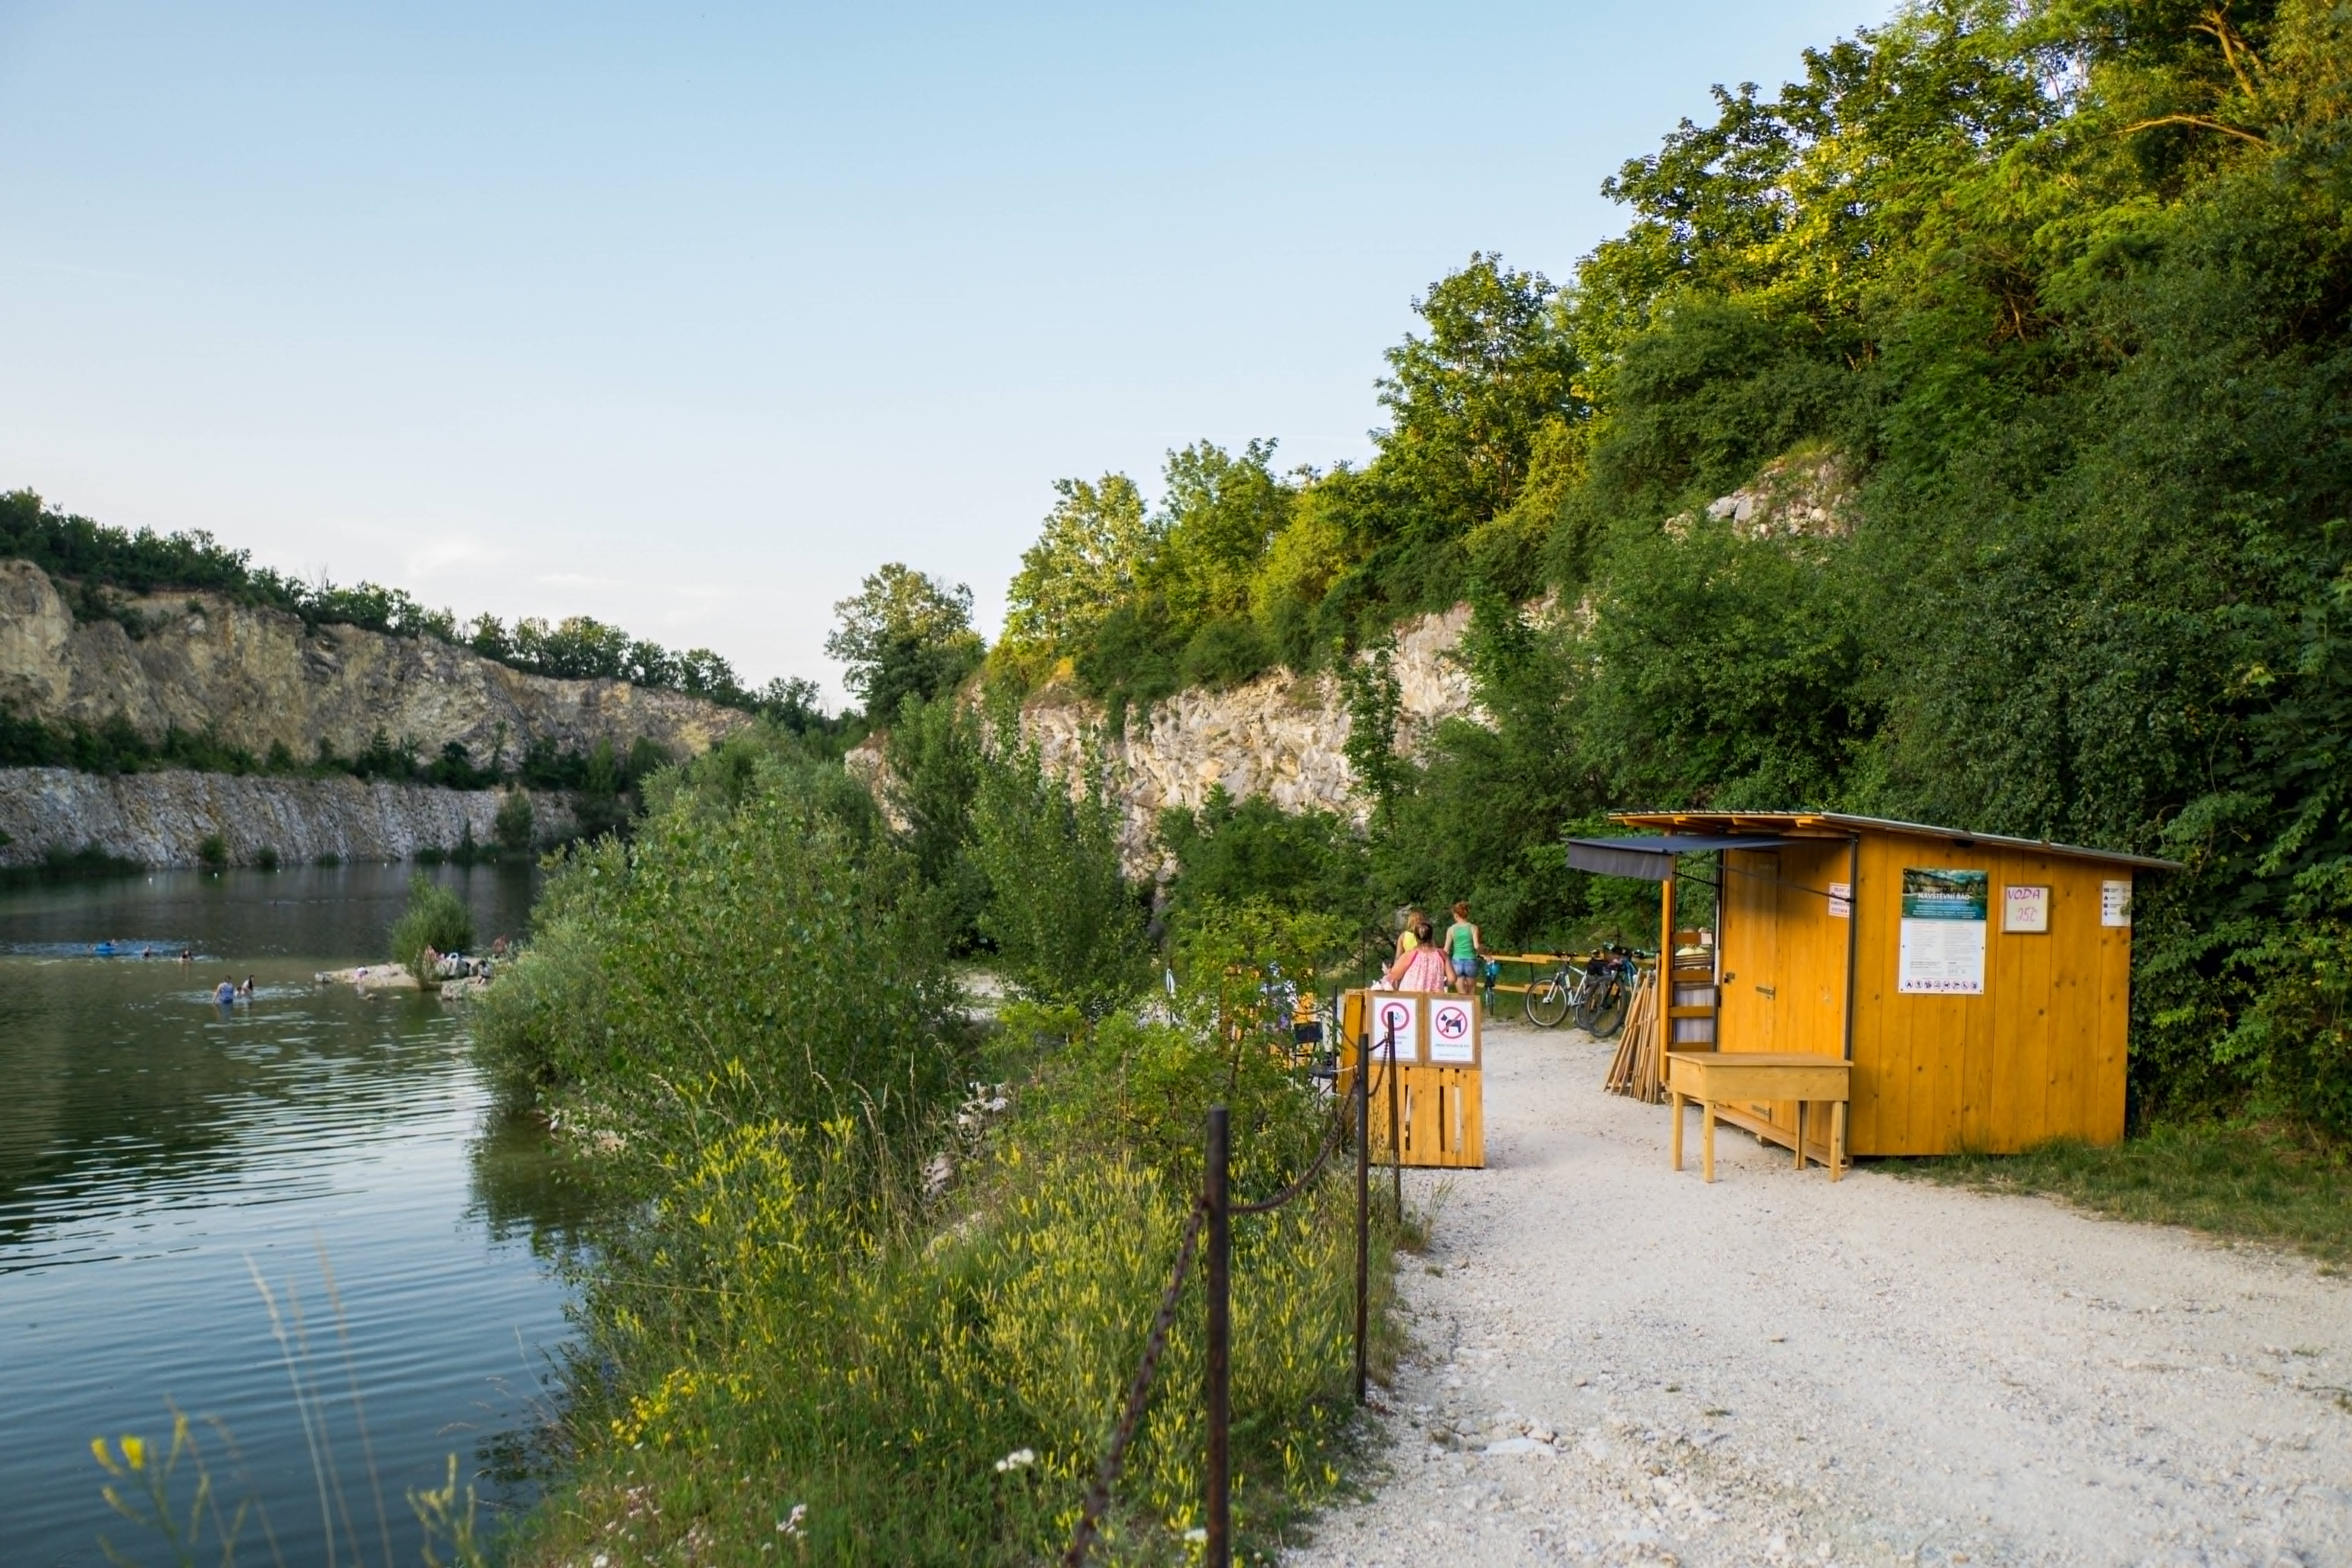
[1387,1031,1402,1220]
[1352,1032,1370,1406]
[1204,1106,1231,1568]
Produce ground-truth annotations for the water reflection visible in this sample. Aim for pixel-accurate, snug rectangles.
[0,864,589,1568]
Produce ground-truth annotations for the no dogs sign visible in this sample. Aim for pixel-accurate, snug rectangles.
[1428,998,1480,1065]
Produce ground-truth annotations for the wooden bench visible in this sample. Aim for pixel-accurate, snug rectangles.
[1665,1052,1851,1183]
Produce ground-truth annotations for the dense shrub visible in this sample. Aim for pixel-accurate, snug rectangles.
[389,874,475,980]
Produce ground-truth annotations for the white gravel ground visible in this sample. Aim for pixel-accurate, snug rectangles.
[1284,1021,2352,1568]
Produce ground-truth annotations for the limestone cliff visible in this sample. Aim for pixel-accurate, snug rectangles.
[0,559,752,765]
[1017,605,1480,870]
[0,767,577,869]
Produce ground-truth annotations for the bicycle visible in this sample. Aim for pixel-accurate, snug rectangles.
[1573,946,1638,1037]
[1522,953,1584,1028]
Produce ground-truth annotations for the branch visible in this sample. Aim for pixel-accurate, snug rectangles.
[2117,114,2271,148]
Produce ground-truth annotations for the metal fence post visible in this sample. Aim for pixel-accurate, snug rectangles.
[1204,1105,1231,1568]
[1387,1036,1403,1220]
[1353,1036,1370,1406]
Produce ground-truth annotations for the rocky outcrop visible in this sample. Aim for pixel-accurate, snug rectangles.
[1019,605,1480,869]
[0,559,753,766]
[0,766,576,869]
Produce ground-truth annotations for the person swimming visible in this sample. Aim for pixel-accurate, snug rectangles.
[238,975,256,998]
[214,979,237,1005]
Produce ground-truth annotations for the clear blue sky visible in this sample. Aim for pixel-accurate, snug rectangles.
[0,1,1885,704]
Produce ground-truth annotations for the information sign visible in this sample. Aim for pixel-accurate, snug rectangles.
[2003,884,2050,933]
[1898,867,1988,995]
[2101,880,2132,927]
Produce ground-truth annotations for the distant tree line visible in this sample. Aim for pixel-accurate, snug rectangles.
[0,489,835,730]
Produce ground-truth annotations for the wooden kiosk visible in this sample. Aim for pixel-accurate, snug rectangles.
[1568,813,2176,1174]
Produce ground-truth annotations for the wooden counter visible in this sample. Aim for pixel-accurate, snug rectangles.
[1666,1051,1851,1182]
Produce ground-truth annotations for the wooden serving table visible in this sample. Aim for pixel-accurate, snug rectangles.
[1666,1052,1851,1182]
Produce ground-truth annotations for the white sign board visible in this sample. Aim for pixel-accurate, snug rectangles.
[1898,867,1988,995]
[1428,998,1478,1064]
[1828,880,1851,919]
[2101,880,2132,928]
[1370,996,1419,1062]
[2003,884,2050,933]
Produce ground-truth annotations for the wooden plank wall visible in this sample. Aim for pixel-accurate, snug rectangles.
[1849,835,2130,1154]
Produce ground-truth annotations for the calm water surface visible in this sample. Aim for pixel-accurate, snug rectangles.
[0,864,596,1566]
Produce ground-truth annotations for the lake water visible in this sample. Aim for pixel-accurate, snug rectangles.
[0,864,594,1568]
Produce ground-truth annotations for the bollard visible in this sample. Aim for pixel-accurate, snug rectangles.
[1204,1105,1231,1568]
[1353,1025,1377,1406]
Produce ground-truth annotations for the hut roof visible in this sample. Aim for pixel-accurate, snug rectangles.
[1604,811,2181,872]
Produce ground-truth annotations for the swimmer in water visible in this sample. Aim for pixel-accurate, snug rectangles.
[214,979,236,1005]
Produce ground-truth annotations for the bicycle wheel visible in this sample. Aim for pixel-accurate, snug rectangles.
[1524,975,1572,1028]
[1586,977,1629,1038]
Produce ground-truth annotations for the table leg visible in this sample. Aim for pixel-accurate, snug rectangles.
[1671,1090,1684,1172]
[1830,1101,1846,1182]
[1702,1100,1716,1184]
[1794,1102,1806,1171]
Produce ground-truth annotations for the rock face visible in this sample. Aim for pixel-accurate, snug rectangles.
[1020,605,1479,870]
[0,766,577,869]
[0,559,753,766]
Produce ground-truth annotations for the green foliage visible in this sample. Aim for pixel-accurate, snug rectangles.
[195,833,227,869]
[1158,787,1376,936]
[969,730,1148,1018]
[479,728,1385,1565]
[390,873,475,981]
[996,474,1151,678]
[826,563,986,723]
[493,789,535,855]
[470,755,953,1183]
[885,693,991,951]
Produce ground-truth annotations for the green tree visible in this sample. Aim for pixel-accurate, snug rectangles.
[826,563,985,723]
[969,731,1147,1016]
[998,474,1151,670]
[884,692,989,950]
[1374,253,1583,531]
[390,873,476,981]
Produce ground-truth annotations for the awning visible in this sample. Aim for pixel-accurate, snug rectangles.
[1565,834,1791,881]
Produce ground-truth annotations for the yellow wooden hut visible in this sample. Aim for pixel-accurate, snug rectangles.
[1567,812,2177,1160]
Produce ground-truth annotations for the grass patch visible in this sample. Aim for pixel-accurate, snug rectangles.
[1900,1122,2352,1268]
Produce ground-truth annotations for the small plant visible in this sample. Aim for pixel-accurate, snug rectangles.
[255,846,280,872]
[390,873,475,981]
[195,833,228,869]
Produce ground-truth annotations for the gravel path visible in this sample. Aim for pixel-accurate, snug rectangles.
[1285,1022,2352,1568]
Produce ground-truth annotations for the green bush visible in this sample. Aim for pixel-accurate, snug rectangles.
[389,873,475,981]
[492,789,534,855]
[195,832,228,869]
[970,730,1148,1018]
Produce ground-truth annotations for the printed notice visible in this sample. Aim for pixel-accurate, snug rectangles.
[1828,880,1851,919]
[2102,879,2133,928]
[2004,884,2050,933]
[1372,997,1417,1061]
[1428,998,1477,1063]
[1899,867,1988,995]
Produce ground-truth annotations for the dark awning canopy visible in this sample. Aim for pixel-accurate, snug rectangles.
[1565,834,1790,881]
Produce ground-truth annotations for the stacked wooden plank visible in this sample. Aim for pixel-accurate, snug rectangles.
[1604,964,1666,1103]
